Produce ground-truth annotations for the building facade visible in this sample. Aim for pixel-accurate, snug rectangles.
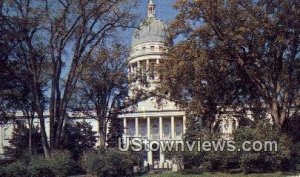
[118,0,240,168]
[0,0,238,169]
[118,0,186,169]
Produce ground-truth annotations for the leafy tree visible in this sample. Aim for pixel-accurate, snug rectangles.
[106,113,124,148]
[1,0,139,157]
[159,0,299,131]
[71,44,129,147]
[4,123,43,160]
[63,121,97,160]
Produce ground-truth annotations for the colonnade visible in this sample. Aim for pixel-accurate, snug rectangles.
[123,116,186,166]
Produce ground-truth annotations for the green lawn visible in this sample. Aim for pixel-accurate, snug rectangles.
[142,171,296,177]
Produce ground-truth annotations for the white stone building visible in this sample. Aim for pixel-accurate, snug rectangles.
[0,112,100,158]
[118,0,241,168]
[118,0,187,169]
[0,0,238,168]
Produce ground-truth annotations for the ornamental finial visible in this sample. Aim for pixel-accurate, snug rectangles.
[148,0,156,18]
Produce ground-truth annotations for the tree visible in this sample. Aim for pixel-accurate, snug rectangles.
[72,44,129,147]
[1,0,139,156]
[4,123,43,160]
[1,8,46,155]
[106,113,124,148]
[159,0,300,130]
[63,121,97,160]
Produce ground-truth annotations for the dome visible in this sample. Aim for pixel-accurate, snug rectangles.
[131,1,166,47]
[132,17,166,47]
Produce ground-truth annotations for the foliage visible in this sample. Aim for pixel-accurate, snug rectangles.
[83,148,142,177]
[0,150,75,177]
[0,161,29,177]
[1,0,139,156]
[71,44,129,147]
[63,121,97,160]
[159,0,300,131]
[234,122,292,173]
[4,123,43,160]
[144,171,294,177]
[106,113,124,148]
[167,121,293,174]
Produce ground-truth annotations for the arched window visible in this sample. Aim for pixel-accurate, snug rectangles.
[4,127,10,140]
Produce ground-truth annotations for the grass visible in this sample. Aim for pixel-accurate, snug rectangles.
[142,171,297,177]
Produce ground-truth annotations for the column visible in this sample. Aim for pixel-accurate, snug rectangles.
[171,116,175,139]
[235,118,239,129]
[0,127,3,154]
[183,115,186,134]
[155,59,160,80]
[123,118,127,136]
[147,117,153,165]
[228,118,233,134]
[130,65,133,75]
[147,117,151,139]
[159,117,163,140]
[159,117,164,168]
[135,117,139,137]
[137,61,141,71]
[146,59,150,80]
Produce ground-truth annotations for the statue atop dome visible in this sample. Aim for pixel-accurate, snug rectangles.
[148,0,156,18]
[131,0,166,47]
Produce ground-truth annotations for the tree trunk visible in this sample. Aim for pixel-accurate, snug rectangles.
[270,100,285,130]
[98,118,106,148]
[28,121,32,155]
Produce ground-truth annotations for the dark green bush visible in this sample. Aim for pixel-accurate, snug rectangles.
[63,121,97,160]
[0,150,75,177]
[234,122,292,173]
[28,162,55,177]
[83,148,138,177]
[204,149,240,172]
[0,161,29,177]
[45,150,75,177]
[166,121,292,174]
[4,123,43,160]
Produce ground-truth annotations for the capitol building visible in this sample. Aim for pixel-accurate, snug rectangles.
[0,0,237,170]
[118,0,238,169]
[119,0,186,168]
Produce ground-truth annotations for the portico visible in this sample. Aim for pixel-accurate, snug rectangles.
[122,114,186,167]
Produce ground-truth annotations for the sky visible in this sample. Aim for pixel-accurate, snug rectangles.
[140,0,178,23]
[58,0,178,97]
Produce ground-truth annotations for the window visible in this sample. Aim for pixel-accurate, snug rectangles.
[142,47,146,50]
[159,46,163,51]
[149,62,155,80]
[4,127,10,140]
[150,46,155,51]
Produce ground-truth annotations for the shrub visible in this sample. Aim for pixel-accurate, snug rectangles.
[204,149,240,172]
[234,121,292,173]
[4,123,43,160]
[0,150,75,177]
[63,121,97,160]
[167,121,292,174]
[28,161,55,177]
[83,148,137,177]
[46,150,75,177]
[0,161,29,177]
